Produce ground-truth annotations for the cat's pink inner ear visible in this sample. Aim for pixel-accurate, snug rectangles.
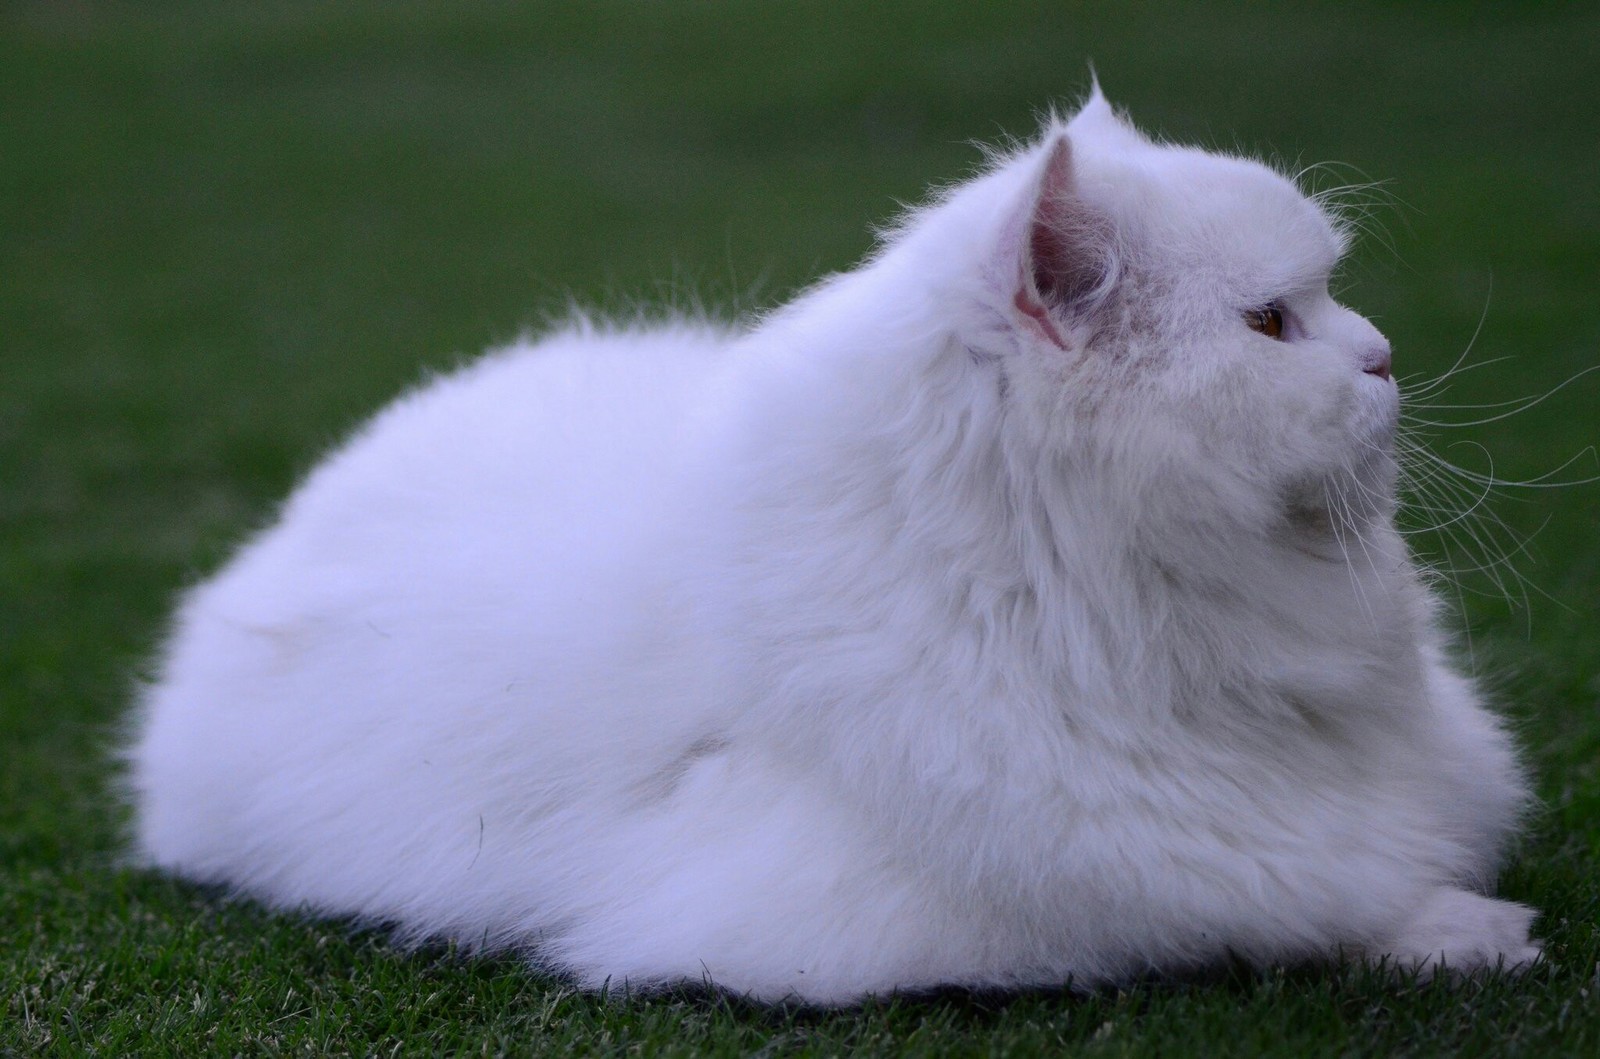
[1029,136,1078,302]
[1015,134,1108,349]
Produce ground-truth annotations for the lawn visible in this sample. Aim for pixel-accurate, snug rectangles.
[3,1,1598,1054]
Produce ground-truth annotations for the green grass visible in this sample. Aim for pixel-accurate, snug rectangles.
[4,1,1598,1054]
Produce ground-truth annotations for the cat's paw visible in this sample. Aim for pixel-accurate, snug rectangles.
[1372,888,1542,978]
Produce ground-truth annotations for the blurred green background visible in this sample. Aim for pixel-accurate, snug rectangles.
[4,1,1597,1054]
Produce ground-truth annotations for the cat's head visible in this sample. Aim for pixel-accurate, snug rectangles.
[892,90,1401,533]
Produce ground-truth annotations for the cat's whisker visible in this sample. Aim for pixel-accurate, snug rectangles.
[1404,394,1579,413]
[1403,461,1497,538]
[1431,513,1546,618]
[1390,427,1559,614]
[1322,477,1377,624]
[1395,288,1497,403]
[1299,168,1406,260]
[1397,356,1516,402]
[1415,439,1600,490]
[1325,462,1389,626]
[1386,290,1598,624]
[1346,478,1393,602]
[1402,365,1600,429]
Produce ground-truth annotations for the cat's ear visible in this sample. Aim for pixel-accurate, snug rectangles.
[1007,134,1116,350]
[1067,84,1147,151]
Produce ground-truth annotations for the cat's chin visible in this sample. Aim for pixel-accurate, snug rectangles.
[1282,499,1342,545]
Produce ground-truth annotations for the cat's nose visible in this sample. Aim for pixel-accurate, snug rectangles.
[1362,343,1392,382]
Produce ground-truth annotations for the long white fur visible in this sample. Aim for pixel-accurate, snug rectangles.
[127,92,1539,1003]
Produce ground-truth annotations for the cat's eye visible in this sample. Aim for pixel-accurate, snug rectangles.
[1244,303,1285,340]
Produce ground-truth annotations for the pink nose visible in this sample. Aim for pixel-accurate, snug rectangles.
[1363,343,1393,381]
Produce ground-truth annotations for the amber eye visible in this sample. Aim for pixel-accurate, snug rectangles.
[1244,303,1285,339]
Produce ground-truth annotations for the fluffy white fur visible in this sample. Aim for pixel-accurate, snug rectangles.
[127,92,1539,1004]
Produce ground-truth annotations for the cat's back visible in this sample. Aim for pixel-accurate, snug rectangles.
[306,319,736,521]
[165,316,738,649]
[218,319,735,586]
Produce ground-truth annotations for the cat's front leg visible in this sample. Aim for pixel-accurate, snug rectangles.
[1371,887,1542,977]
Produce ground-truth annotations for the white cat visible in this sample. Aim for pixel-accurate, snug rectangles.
[126,90,1541,1003]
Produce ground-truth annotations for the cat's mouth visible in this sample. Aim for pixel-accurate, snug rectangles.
[1356,376,1402,446]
